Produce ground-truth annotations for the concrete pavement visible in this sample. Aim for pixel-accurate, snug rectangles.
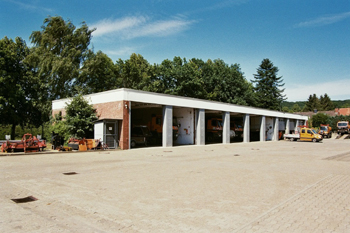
[1,139,350,232]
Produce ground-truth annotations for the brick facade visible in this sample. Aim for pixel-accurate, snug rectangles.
[52,100,130,150]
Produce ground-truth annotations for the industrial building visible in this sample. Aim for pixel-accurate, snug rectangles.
[52,88,308,150]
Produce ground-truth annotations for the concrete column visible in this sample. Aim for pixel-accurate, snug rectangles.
[162,105,173,147]
[222,112,230,144]
[243,114,250,143]
[295,120,299,133]
[273,117,279,141]
[285,119,290,134]
[195,109,205,145]
[260,116,266,142]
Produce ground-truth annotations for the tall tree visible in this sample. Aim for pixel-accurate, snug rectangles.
[26,16,95,100]
[0,37,33,138]
[252,58,286,110]
[303,94,320,112]
[201,59,256,106]
[320,93,334,111]
[116,53,153,90]
[77,50,118,94]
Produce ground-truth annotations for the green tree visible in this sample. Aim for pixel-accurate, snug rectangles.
[201,59,256,106]
[291,103,301,112]
[148,59,177,94]
[320,93,334,111]
[282,106,290,112]
[50,111,69,141]
[65,94,98,139]
[303,94,320,112]
[116,53,153,90]
[251,58,286,110]
[172,57,206,99]
[0,36,34,139]
[310,113,329,127]
[77,50,118,94]
[26,16,95,100]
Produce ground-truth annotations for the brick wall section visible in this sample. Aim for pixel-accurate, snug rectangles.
[119,101,130,150]
[52,101,124,119]
[93,101,124,119]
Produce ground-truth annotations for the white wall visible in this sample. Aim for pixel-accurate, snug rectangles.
[94,122,104,142]
[174,108,194,145]
[266,117,274,141]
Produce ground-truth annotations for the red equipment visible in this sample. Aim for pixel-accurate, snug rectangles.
[1,134,46,153]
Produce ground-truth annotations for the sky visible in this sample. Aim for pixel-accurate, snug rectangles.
[1,0,349,102]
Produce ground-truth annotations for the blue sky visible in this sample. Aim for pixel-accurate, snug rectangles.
[1,0,349,102]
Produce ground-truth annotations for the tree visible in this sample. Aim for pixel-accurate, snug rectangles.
[320,93,334,111]
[282,106,290,112]
[311,113,329,128]
[77,50,118,94]
[116,53,153,91]
[251,58,286,110]
[26,16,95,100]
[303,94,320,112]
[65,94,98,138]
[0,36,33,138]
[200,59,256,106]
[291,103,301,112]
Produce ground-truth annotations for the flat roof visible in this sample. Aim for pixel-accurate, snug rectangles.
[52,88,308,120]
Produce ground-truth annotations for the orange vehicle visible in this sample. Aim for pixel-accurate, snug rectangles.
[1,133,46,153]
[206,118,223,142]
[148,115,179,142]
[319,124,332,138]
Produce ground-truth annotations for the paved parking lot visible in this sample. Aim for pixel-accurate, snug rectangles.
[1,139,350,232]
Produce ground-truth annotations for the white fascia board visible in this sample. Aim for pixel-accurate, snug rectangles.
[123,89,308,121]
[52,89,126,110]
[52,88,308,121]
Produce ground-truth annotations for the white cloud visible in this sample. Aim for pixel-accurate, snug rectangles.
[91,15,196,39]
[105,46,138,57]
[5,0,52,12]
[91,16,147,37]
[126,18,195,39]
[285,79,350,101]
[295,11,350,28]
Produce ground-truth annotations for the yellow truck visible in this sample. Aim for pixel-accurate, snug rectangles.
[283,127,323,142]
[318,124,332,138]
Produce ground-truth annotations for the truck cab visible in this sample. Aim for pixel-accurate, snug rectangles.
[337,121,350,135]
[319,124,332,138]
[300,128,323,142]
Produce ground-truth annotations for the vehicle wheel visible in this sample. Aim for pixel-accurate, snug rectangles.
[130,140,136,148]
[313,138,317,143]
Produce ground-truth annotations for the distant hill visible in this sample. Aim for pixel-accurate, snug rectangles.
[282,99,350,111]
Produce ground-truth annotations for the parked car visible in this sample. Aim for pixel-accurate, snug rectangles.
[131,125,153,148]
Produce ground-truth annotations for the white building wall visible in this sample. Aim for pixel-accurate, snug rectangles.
[266,117,274,141]
[94,122,104,141]
[174,108,194,145]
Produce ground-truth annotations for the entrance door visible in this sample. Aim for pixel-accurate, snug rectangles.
[105,121,118,148]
